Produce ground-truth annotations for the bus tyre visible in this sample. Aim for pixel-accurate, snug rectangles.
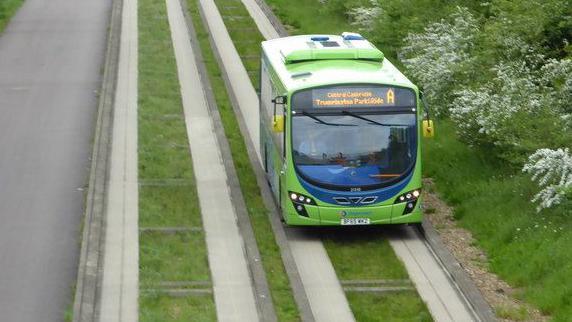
[409,222,424,235]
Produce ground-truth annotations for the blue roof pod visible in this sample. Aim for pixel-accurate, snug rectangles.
[310,36,330,41]
[342,32,365,40]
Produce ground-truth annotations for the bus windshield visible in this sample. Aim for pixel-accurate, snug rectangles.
[292,112,417,189]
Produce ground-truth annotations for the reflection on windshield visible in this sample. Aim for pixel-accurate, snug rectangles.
[292,113,416,188]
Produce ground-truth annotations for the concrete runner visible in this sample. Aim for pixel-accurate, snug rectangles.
[285,229,356,321]
[240,0,280,39]
[388,227,477,321]
[165,0,260,320]
[198,0,355,320]
[198,0,262,160]
[98,0,139,319]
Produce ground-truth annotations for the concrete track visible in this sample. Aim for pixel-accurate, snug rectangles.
[0,0,111,321]
[166,0,260,320]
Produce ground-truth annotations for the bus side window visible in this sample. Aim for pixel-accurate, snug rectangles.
[260,57,285,160]
[272,87,285,158]
[260,60,273,126]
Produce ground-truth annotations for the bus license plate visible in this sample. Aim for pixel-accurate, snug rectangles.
[341,218,370,225]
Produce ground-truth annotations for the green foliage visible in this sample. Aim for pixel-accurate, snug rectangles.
[398,0,572,175]
[401,6,478,116]
[450,59,572,165]
[424,122,572,320]
[0,0,25,33]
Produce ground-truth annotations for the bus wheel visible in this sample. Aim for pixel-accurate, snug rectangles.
[408,222,424,235]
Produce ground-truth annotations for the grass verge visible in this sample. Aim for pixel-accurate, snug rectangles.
[185,0,300,320]
[138,0,215,319]
[424,121,572,321]
[203,0,432,319]
[0,0,24,32]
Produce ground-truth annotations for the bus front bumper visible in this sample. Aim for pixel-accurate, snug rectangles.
[284,200,422,226]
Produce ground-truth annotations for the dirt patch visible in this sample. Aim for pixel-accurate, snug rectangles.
[423,178,548,322]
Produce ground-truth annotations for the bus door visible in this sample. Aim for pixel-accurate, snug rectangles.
[270,94,286,206]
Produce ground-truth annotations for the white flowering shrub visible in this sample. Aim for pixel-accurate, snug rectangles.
[540,58,572,117]
[523,148,572,211]
[400,6,477,115]
[450,55,572,162]
[348,0,382,32]
[450,61,543,146]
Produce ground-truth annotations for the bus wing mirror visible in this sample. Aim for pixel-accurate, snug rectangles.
[273,115,284,133]
[272,96,287,105]
[422,120,435,138]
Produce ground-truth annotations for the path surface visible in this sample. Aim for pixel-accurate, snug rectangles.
[0,0,111,321]
[166,0,260,320]
[199,0,355,320]
[98,0,139,320]
[240,0,279,39]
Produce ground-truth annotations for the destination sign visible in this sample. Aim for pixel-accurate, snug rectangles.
[291,85,416,110]
[312,87,395,108]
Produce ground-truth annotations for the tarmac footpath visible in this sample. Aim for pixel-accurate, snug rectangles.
[165,0,260,320]
[0,0,112,321]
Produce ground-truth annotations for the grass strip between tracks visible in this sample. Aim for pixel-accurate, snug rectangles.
[185,0,301,320]
[138,0,216,320]
[0,0,24,32]
[212,0,432,319]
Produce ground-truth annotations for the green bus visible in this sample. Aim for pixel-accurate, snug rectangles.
[260,33,434,226]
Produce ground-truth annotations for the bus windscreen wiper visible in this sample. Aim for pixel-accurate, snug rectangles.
[302,111,354,127]
[341,110,401,127]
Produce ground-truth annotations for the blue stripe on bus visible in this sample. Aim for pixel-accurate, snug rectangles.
[297,171,413,206]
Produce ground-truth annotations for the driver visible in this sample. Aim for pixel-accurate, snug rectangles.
[298,130,327,158]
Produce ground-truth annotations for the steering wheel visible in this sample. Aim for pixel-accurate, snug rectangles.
[367,152,379,164]
[333,152,347,166]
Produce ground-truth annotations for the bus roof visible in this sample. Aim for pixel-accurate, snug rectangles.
[261,34,416,93]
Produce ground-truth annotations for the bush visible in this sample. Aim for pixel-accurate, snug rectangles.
[449,57,572,164]
[400,7,477,116]
[347,0,381,32]
[523,148,572,211]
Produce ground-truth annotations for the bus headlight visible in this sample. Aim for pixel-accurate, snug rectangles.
[289,191,316,205]
[394,189,421,204]
[289,191,316,217]
[394,189,421,215]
